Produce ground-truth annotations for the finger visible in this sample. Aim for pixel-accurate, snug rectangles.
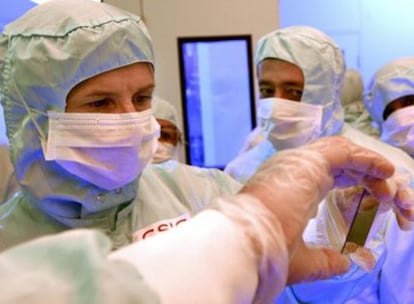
[306,137,395,180]
[396,214,414,231]
[394,206,414,229]
[348,246,376,272]
[288,243,351,284]
[361,176,396,202]
[394,186,414,210]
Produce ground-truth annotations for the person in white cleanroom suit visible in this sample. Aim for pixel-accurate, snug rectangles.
[340,68,379,138]
[150,95,182,164]
[0,135,411,304]
[225,26,414,184]
[0,0,237,252]
[223,26,414,303]
[349,56,414,303]
[0,1,413,302]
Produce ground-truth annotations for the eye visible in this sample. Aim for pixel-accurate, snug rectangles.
[160,127,180,144]
[259,86,275,98]
[86,98,112,108]
[161,131,173,141]
[287,88,303,101]
[133,94,153,111]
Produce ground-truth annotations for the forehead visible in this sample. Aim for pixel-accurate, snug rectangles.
[157,118,178,130]
[257,59,304,85]
[68,62,154,95]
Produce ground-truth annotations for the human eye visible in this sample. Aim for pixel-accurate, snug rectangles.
[65,96,114,113]
[160,130,173,141]
[133,94,153,111]
[79,98,117,113]
[160,128,179,144]
[259,85,275,98]
[87,98,112,108]
[287,88,303,101]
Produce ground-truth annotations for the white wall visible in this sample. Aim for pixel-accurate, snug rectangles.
[106,0,279,160]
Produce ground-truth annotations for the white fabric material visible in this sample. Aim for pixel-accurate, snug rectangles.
[351,57,414,303]
[381,106,414,157]
[0,229,161,304]
[365,57,414,127]
[341,69,364,107]
[379,212,414,302]
[0,0,155,219]
[341,69,379,138]
[151,142,177,164]
[111,200,288,304]
[258,97,323,150]
[254,26,345,137]
[136,160,242,229]
[43,110,160,190]
[151,96,179,129]
[226,26,345,182]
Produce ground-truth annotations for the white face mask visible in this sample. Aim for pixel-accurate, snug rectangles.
[151,142,177,164]
[257,97,323,150]
[42,109,160,190]
[381,106,414,157]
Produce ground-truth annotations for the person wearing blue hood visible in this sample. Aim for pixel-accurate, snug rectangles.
[0,0,240,251]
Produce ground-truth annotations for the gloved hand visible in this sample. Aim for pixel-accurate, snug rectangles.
[240,136,397,253]
[331,169,414,233]
[238,136,409,289]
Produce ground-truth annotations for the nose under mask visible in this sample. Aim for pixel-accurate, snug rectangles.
[151,141,177,164]
[257,97,323,150]
[42,109,160,190]
[381,106,414,158]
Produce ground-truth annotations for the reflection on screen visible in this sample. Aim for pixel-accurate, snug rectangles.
[178,36,256,169]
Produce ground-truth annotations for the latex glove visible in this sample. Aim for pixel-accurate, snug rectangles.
[239,136,402,288]
[331,169,414,233]
[315,171,414,278]
[240,136,396,254]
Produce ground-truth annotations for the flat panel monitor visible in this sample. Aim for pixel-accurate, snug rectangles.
[178,35,256,169]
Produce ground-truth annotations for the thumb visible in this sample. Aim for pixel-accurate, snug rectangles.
[287,241,351,285]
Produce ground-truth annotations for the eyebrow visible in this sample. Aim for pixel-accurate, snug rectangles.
[86,83,156,96]
[258,80,303,87]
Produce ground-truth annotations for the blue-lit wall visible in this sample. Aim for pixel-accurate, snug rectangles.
[280,0,414,87]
